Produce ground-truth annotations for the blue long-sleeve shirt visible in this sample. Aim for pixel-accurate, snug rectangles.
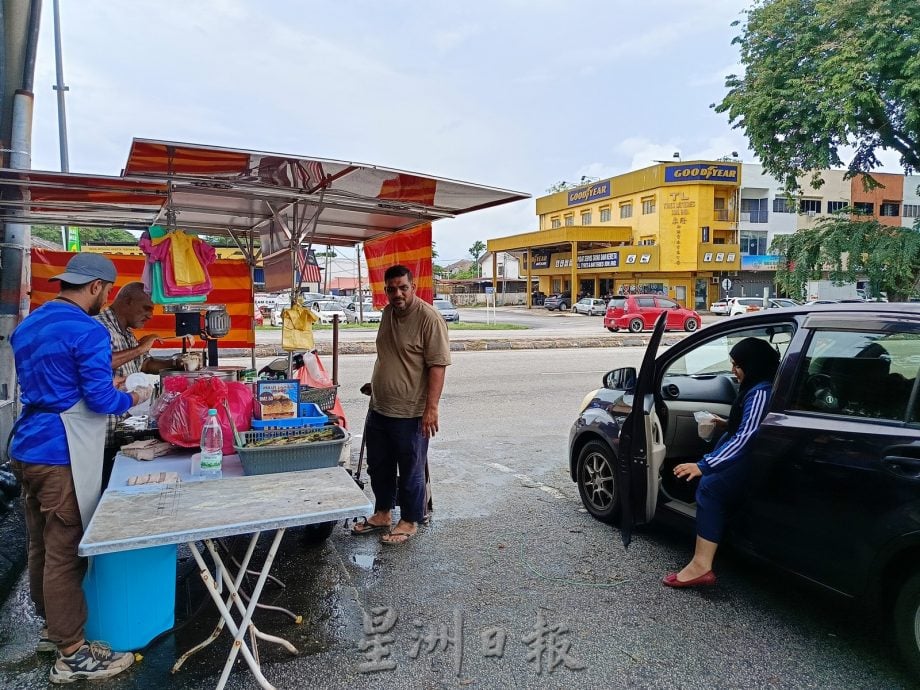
[10,300,133,465]
[697,381,771,474]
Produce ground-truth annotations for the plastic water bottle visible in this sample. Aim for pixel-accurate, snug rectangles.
[199,409,223,479]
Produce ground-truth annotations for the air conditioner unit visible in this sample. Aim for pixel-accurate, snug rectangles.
[711,277,720,285]
[806,210,817,217]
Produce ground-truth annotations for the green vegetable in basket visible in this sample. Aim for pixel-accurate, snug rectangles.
[247,427,339,447]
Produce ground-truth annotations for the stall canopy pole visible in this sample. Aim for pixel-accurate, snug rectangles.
[356,243,365,320]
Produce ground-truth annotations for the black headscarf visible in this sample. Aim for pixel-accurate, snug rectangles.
[726,337,780,434]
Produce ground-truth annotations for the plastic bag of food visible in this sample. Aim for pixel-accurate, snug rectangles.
[693,410,719,441]
[158,377,252,453]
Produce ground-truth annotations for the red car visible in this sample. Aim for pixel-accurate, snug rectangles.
[604,294,701,333]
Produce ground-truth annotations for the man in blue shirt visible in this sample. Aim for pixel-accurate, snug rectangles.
[10,253,151,683]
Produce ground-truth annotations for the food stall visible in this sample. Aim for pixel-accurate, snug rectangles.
[0,139,529,689]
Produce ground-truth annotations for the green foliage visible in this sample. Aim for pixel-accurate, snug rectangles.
[31,225,137,245]
[468,240,486,261]
[771,213,920,299]
[717,0,920,192]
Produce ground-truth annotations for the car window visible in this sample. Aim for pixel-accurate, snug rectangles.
[434,300,453,309]
[790,330,920,422]
[665,325,795,377]
[636,297,656,308]
[657,298,679,309]
[607,297,627,309]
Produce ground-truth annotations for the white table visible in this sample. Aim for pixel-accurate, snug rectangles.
[80,457,372,690]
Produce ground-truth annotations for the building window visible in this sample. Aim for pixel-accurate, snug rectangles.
[853,202,874,215]
[641,197,656,214]
[773,197,794,213]
[827,201,847,213]
[581,211,592,225]
[564,214,574,226]
[880,201,900,217]
[637,237,655,246]
[741,197,768,223]
[799,199,822,214]
[599,207,611,222]
[701,226,710,242]
[904,204,920,218]
[620,203,633,219]
[740,230,768,255]
[550,217,561,228]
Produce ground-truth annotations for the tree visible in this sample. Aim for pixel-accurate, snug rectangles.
[31,225,137,245]
[771,212,920,300]
[716,0,920,192]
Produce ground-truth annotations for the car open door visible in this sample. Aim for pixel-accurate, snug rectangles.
[616,311,668,547]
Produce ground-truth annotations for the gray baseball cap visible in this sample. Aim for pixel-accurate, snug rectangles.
[50,253,118,284]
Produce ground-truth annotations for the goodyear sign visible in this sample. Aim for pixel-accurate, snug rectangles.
[567,180,611,206]
[665,164,739,184]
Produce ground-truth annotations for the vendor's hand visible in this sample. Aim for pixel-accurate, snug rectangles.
[113,374,127,390]
[713,415,728,429]
[132,385,154,405]
[360,382,372,396]
[674,463,702,481]
[421,407,439,438]
[138,334,160,352]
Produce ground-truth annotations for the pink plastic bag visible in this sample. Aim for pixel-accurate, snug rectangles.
[157,377,253,454]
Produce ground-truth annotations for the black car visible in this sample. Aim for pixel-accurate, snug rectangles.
[544,292,571,311]
[568,303,920,673]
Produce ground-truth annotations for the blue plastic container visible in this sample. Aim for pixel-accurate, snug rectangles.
[83,545,176,652]
[251,403,328,429]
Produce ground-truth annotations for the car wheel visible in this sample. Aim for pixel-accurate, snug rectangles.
[576,440,620,524]
[894,572,920,677]
[300,520,335,545]
[560,303,569,311]
[684,318,699,332]
[628,318,644,333]
[607,327,618,333]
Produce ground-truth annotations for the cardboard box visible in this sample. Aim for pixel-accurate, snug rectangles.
[255,379,299,420]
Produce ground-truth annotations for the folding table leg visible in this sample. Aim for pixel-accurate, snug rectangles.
[177,534,278,690]
[210,529,291,690]
[173,532,262,673]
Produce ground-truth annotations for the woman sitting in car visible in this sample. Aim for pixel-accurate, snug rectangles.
[664,337,780,588]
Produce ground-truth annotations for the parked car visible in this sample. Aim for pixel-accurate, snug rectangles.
[310,300,347,324]
[728,296,800,316]
[343,300,382,324]
[544,292,572,311]
[433,298,460,322]
[573,297,607,316]
[709,299,730,315]
[568,303,920,674]
[604,294,701,333]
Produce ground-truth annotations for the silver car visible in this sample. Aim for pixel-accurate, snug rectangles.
[573,297,607,316]
[433,299,460,322]
[343,300,382,324]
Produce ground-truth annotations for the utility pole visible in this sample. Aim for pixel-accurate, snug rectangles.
[52,0,72,248]
[0,0,42,404]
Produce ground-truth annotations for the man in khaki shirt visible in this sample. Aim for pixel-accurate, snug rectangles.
[352,265,450,545]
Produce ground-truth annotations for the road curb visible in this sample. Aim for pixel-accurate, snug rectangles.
[234,333,690,358]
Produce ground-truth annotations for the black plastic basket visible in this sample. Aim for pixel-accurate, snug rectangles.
[298,385,339,411]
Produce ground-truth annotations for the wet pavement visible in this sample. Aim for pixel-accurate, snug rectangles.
[0,348,916,688]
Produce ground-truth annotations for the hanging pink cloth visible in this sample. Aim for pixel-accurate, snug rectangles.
[139,231,216,296]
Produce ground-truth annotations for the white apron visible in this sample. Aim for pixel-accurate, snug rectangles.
[60,400,107,529]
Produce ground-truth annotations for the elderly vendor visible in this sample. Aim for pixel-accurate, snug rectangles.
[95,282,176,484]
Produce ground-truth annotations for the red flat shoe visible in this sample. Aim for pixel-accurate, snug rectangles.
[661,570,717,588]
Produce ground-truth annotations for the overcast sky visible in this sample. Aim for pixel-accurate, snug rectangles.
[31,0,760,266]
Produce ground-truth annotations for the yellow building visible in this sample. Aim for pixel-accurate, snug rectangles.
[488,160,742,309]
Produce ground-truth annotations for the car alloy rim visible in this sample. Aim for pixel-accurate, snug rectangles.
[582,450,614,509]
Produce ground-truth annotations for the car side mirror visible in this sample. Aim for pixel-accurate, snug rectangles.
[603,367,637,391]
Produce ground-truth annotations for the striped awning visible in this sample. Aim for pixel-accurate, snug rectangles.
[0,138,529,250]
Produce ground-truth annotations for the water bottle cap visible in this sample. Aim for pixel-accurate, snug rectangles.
[208,408,217,415]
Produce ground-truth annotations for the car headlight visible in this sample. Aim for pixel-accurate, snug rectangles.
[577,389,600,415]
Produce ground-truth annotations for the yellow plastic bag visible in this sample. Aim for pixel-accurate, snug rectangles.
[281,304,319,352]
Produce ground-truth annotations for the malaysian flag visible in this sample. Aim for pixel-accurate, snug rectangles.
[297,247,322,283]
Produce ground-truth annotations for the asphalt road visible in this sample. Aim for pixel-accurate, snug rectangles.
[0,348,915,688]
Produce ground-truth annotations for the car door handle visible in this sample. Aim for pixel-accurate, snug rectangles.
[883,456,920,481]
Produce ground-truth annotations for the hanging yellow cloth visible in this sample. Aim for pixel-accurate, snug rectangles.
[281,304,319,352]
[151,230,206,286]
